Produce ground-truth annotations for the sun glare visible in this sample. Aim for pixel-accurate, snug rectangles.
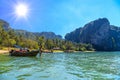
[15,3,28,17]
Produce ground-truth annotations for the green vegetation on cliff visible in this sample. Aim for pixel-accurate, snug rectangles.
[65,18,120,51]
[0,19,94,51]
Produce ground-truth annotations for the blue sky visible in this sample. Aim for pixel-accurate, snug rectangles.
[0,0,120,37]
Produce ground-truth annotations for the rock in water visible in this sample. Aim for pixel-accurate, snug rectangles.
[65,18,120,51]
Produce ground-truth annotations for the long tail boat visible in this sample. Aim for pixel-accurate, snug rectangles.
[9,50,39,57]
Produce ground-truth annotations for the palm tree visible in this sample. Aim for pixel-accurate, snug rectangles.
[38,36,45,56]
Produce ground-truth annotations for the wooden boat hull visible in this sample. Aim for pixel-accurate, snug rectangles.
[9,50,39,57]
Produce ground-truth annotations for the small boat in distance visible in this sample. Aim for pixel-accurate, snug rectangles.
[9,50,39,57]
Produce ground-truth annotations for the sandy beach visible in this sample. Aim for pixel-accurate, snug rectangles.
[0,50,9,54]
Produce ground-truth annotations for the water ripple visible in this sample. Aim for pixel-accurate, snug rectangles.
[0,52,120,80]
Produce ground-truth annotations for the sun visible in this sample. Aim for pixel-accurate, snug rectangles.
[15,3,28,17]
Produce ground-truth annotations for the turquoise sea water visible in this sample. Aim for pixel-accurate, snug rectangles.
[0,52,120,80]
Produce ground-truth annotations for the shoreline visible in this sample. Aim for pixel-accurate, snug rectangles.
[0,50,9,54]
[83,51,95,52]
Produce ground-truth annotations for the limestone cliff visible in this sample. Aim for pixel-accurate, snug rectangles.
[65,18,120,51]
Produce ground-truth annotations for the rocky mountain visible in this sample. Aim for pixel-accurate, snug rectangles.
[65,18,120,51]
[33,32,62,39]
[0,19,11,31]
[15,30,62,40]
[0,19,62,40]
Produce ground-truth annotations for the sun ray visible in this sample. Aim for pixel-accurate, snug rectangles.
[14,2,29,19]
[15,4,28,17]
